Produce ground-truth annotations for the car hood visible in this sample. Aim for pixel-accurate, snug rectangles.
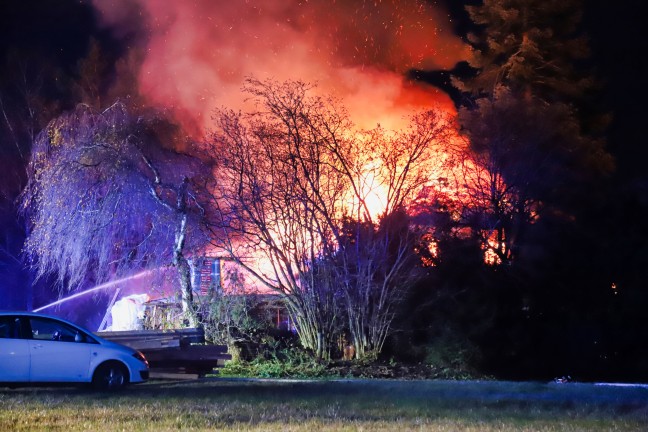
[93,334,138,353]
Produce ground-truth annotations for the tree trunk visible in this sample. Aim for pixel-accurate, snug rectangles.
[176,253,197,327]
[173,179,197,327]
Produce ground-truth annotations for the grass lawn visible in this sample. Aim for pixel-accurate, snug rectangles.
[1,378,647,431]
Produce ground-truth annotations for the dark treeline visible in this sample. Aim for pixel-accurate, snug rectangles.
[0,0,101,309]
[0,0,141,310]
[1,0,647,382]
[391,0,648,381]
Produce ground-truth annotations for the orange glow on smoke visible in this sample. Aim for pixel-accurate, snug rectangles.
[93,0,469,135]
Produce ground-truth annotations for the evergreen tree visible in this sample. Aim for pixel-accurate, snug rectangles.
[452,0,612,262]
[456,0,593,102]
[446,0,616,378]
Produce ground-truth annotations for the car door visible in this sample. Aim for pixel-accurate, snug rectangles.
[27,317,92,382]
[0,316,30,382]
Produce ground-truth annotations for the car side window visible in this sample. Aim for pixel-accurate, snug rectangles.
[0,316,21,339]
[29,317,88,343]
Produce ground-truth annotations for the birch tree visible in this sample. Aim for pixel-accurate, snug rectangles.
[20,102,206,324]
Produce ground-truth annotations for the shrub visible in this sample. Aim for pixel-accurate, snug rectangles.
[219,347,331,379]
[423,334,481,375]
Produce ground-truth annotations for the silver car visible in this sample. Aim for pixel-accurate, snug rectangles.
[0,311,149,390]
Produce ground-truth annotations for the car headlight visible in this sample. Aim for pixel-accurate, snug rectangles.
[132,351,149,367]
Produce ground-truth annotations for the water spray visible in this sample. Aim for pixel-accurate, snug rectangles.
[32,269,156,312]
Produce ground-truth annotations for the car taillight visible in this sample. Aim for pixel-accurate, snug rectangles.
[133,351,149,367]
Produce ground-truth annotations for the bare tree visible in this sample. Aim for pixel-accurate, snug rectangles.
[334,211,422,358]
[206,79,347,358]
[206,78,452,359]
[20,102,206,324]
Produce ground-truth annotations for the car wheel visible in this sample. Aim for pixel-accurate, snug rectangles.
[92,362,128,391]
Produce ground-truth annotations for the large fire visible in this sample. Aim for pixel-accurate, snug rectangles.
[93,0,469,135]
[92,0,482,277]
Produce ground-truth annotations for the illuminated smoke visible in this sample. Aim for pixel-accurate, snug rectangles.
[93,0,468,134]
